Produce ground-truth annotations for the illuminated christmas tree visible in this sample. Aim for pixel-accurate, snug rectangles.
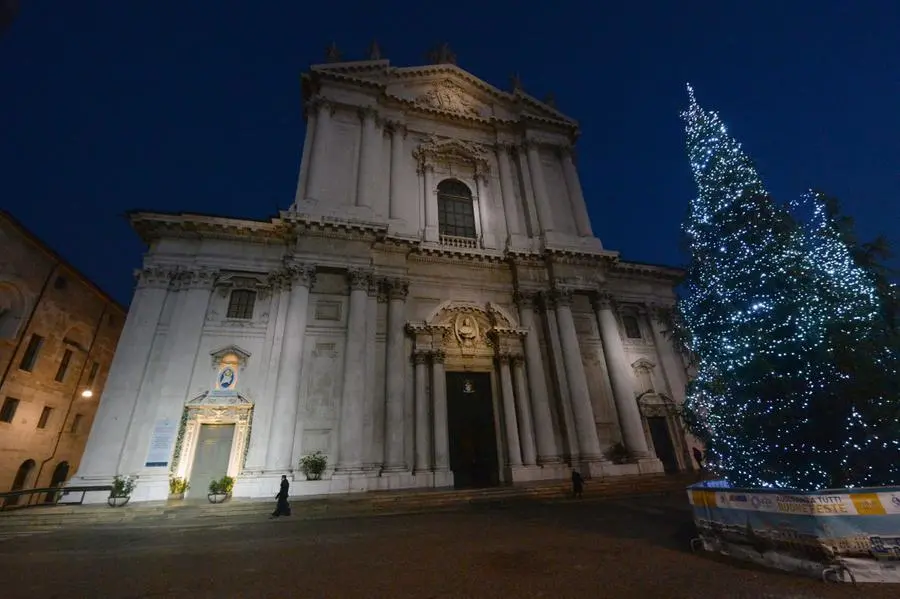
[678,86,900,490]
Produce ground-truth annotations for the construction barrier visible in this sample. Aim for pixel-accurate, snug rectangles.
[687,481,900,583]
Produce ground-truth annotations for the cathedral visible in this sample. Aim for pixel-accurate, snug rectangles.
[71,46,696,502]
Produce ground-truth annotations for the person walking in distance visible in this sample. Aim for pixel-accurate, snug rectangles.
[571,469,585,499]
[270,475,291,518]
[693,447,705,480]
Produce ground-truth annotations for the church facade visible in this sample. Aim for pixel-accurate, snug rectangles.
[71,51,696,502]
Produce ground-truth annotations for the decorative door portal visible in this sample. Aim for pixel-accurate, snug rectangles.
[446,371,499,489]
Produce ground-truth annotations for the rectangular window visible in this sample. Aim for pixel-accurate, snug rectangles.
[86,361,100,386]
[70,413,84,434]
[622,315,642,339]
[438,197,477,238]
[0,397,20,423]
[19,334,44,372]
[54,349,73,382]
[226,289,256,319]
[37,406,53,429]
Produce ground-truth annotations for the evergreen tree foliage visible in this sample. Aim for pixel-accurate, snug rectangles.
[678,86,900,490]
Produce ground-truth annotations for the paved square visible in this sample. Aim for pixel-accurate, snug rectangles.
[2,493,892,598]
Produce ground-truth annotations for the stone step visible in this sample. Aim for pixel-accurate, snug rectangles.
[0,473,695,530]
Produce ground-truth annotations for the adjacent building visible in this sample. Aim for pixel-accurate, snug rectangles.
[0,211,125,503]
[71,48,697,503]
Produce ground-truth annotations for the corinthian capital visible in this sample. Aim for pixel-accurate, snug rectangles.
[551,287,573,308]
[347,269,372,292]
[180,267,219,290]
[513,290,537,310]
[591,290,614,311]
[134,266,176,290]
[284,264,316,289]
[387,278,410,301]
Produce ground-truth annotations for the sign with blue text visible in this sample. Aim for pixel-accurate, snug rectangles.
[688,482,900,583]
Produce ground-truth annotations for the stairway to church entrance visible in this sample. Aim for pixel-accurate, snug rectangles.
[446,372,499,489]
[187,424,235,498]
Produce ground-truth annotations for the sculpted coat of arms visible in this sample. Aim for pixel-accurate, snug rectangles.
[415,80,481,116]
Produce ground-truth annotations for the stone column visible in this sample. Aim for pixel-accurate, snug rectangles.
[496,144,521,240]
[306,99,333,202]
[431,351,450,473]
[413,351,431,472]
[365,279,381,469]
[541,292,579,460]
[593,293,651,458]
[422,164,439,242]
[553,288,603,461]
[356,107,380,210]
[512,355,537,466]
[336,269,371,472]
[265,264,316,472]
[475,171,497,249]
[525,141,553,233]
[498,354,523,466]
[293,101,318,206]
[74,266,173,480]
[514,292,558,463]
[388,123,405,219]
[560,146,593,237]
[384,278,409,471]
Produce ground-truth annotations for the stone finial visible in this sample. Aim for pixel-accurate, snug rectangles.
[510,73,523,92]
[427,42,457,65]
[543,92,556,108]
[325,41,342,63]
[367,39,382,60]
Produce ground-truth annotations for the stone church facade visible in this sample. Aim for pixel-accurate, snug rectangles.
[71,51,695,502]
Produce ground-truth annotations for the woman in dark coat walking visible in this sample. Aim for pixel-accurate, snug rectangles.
[271,475,290,518]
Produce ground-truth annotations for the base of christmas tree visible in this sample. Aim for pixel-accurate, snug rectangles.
[686,481,900,584]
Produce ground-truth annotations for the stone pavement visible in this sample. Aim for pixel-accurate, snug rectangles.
[1,492,892,599]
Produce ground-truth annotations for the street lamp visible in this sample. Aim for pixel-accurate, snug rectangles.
[81,389,93,398]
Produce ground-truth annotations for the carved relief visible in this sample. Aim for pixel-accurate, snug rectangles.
[454,313,479,348]
[414,80,482,116]
[413,135,490,174]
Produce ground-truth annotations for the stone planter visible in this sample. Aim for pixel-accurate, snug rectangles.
[305,472,323,481]
[107,495,130,508]
[207,492,228,504]
[168,493,185,501]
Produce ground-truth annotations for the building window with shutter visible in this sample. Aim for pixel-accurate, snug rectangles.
[226,289,256,320]
[1,397,20,423]
[19,334,44,372]
[55,349,73,382]
[86,361,100,386]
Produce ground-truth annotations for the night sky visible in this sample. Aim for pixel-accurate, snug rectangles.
[2,2,898,307]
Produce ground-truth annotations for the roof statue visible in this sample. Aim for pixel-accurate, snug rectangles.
[367,40,382,61]
[510,73,523,93]
[325,41,342,63]
[427,42,457,66]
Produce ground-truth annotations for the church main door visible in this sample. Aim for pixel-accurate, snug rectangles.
[188,424,235,497]
[446,372,499,489]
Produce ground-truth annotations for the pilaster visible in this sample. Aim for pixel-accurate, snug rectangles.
[388,122,406,220]
[431,350,450,473]
[475,171,498,250]
[335,269,371,473]
[512,355,537,466]
[413,350,431,473]
[497,354,523,467]
[356,106,381,212]
[384,278,409,471]
[306,98,334,203]
[265,263,316,472]
[496,143,523,245]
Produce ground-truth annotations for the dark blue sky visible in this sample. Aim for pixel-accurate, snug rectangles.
[2,2,898,306]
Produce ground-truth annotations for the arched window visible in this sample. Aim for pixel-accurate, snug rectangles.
[437,179,476,239]
[6,459,35,506]
[44,461,70,503]
[0,282,26,340]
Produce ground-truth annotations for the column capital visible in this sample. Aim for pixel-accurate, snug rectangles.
[591,291,614,311]
[179,267,219,290]
[347,269,372,292]
[496,352,512,365]
[357,105,379,121]
[514,290,538,309]
[511,354,526,367]
[386,120,407,136]
[551,287,574,308]
[413,351,429,365]
[368,278,382,298]
[283,263,317,288]
[494,141,515,154]
[387,277,410,300]
[311,96,335,116]
[134,265,177,290]
[430,350,446,364]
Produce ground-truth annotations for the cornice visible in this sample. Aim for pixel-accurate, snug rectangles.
[610,260,684,283]
[129,212,291,245]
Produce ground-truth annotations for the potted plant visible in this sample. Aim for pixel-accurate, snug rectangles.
[108,475,135,507]
[299,451,328,481]
[168,476,189,500]
[207,475,234,504]
[603,442,630,465]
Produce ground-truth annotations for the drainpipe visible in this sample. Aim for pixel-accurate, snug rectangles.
[0,263,58,394]
[32,301,108,501]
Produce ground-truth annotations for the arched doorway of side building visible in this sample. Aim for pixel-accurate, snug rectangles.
[6,458,35,506]
[43,461,70,503]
